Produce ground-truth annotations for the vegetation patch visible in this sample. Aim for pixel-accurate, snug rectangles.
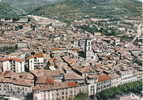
[73,93,88,100]
[96,81,142,100]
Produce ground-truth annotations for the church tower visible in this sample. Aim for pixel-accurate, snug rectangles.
[85,39,98,61]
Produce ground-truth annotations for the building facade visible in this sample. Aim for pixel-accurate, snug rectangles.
[33,85,88,100]
[0,82,32,99]
[27,53,45,71]
[78,39,98,62]
[96,74,111,92]
[119,70,142,85]
[0,57,25,73]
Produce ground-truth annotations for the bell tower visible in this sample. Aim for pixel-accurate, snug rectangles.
[85,39,97,61]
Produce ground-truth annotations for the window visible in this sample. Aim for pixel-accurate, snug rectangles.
[88,42,91,46]
[57,92,59,96]
[91,56,94,59]
[62,96,64,99]
[70,90,73,94]
[34,58,37,62]
[62,91,64,95]
[88,47,91,51]
[34,97,37,100]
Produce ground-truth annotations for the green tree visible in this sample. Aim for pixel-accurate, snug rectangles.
[73,93,88,100]
[96,81,142,100]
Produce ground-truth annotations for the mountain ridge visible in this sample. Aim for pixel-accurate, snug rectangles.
[29,0,142,22]
[0,2,25,19]
[0,0,142,21]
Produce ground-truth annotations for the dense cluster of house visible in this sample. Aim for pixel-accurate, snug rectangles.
[0,16,142,100]
[0,36,142,100]
[0,67,141,100]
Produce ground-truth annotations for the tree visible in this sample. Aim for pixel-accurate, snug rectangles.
[73,93,88,100]
[96,81,142,100]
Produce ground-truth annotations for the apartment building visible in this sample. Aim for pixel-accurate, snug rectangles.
[0,57,25,73]
[86,74,97,96]
[118,69,141,85]
[27,53,45,71]
[33,82,88,100]
[109,73,121,87]
[0,71,33,99]
[96,74,111,92]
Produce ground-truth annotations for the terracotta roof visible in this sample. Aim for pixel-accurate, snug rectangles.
[0,71,34,86]
[98,74,111,82]
[3,71,18,78]
[34,53,44,58]
[0,78,33,86]
[70,48,80,52]
[64,72,84,80]
[67,82,77,87]
[48,58,57,62]
[31,69,64,77]
[36,76,54,85]
[0,41,16,44]
[27,53,44,59]
[63,56,77,65]
[78,66,93,73]
[0,57,24,62]
[18,72,34,80]
[33,81,79,91]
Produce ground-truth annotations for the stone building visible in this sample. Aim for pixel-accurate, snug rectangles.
[78,38,98,62]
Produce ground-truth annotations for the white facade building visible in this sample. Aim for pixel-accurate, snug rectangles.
[27,53,45,71]
[0,57,25,73]
[33,84,88,100]
[119,70,140,85]
[86,78,97,96]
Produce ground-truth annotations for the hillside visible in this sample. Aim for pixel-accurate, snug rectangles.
[29,0,142,22]
[0,3,25,19]
[0,0,142,22]
[1,0,63,10]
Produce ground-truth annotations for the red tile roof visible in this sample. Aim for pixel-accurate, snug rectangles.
[70,48,80,52]
[63,56,77,65]
[50,48,64,51]
[98,74,111,82]
[0,57,24,62]
[78,66,93,73]
[67,82,77,87]
[36,76,54,85]
[18,72,34,80]
[64,72,84,80]
[33,81,79,91]
[27,53,44,59]
[31,69,64,77]
[0,71,34,86]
